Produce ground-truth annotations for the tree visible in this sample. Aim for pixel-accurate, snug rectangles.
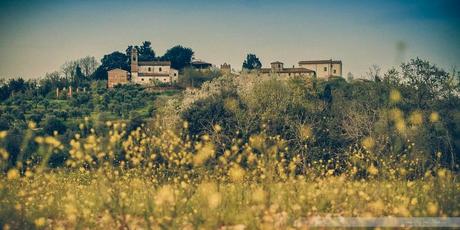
[367,65,381,81]
[8,78,29,97]
[161,45,194,70]
[101,51,129,70]
[0,117,10,131]
[72,65,86,87]
[126,41,156,62]
[179,67,221,88]
[346,72,354,82]
[138,41,156,61]
[0,84,10,101]
[92,52,129,80]
[401,58,450,109]
[43,117,67,135]
[78,56,99,77]
[61,61,78,80]
[38,71,66,97]
[242,54,262,70]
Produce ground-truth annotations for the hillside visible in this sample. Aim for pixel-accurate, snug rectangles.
[1,58,460,229]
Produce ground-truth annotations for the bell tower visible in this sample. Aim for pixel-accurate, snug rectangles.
[131,47,138,73]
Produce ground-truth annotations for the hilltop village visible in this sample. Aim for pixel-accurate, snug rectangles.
[108,47,342,88]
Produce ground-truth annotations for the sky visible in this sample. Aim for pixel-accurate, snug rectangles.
[0,0,459,79]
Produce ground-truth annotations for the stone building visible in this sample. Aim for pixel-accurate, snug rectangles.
[130,48,179,85]
[107,48,179,88]
[191,59,212,70]
[298,59,342,78]
[107,68,129,88]
[258,61,315,78]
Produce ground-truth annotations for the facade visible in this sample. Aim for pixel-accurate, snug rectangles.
[258,61,315,78]
[298,60,342,78]
[107,68,129,88]
[130,48,179,85]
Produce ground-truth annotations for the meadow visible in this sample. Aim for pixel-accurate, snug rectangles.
[0,123,458,229]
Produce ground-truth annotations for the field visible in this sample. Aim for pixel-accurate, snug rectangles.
[1,171,458,229]
[0,122,459,229]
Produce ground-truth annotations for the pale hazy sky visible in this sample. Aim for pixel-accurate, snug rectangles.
[0,0,459,79]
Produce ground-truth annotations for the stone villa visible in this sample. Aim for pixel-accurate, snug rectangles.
[107,50,343,88]
[107,47,179,88]
[258,60,342,78]
[258,61,316,78]
[258,59,342,79]
[298,59,342,78]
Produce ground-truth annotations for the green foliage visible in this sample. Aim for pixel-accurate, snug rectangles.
[137,41,156,61]
[43,117,67,135]
[178,58,460,175]
[0,117,10,131]
[242,53,262,70]
[126,41,156,62]
[161,45,194,70]
[92,51,129,80]
[179,67,222,88]
[183,91,238,137]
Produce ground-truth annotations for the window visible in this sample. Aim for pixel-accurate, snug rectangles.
[333,69,337,74]
[174,73,177,76]
[141,78,144,81]
[148,67,151,71]
[133,57,136,61]
[324,67,327,72]
[159,67,162,72]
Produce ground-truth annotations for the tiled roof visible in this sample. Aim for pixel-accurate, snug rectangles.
[138,61,171,66]
[191,60,212,65]
[108,68,128,72]
[138,73,170,77]
[298,60,342,65]
[259,67,315,74]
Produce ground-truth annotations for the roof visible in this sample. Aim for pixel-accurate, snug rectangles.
[108,68,128,73]
[260,67,315,74]
[191,60,212,65]
[138,61,171,66]
[298,60,342,65]
[271,61,284,64]
[138,73,170,77]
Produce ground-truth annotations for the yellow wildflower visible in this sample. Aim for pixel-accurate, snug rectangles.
[429,112,440,123]
[34,217,46,227]
[389,89,401,103]
[7,169,19,180]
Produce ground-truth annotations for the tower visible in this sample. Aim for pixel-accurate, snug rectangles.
[131,47,138,73]
[270,61,284,72]
[130,47,139,82]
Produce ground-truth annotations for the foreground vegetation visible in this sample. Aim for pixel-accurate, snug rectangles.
[0,58,459,229]
[0,122,458,229]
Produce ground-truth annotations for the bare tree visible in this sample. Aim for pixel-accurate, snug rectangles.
[78,56,99,77]
[60,56,99,81]
[61,61,78,80]
[366,65,381,81]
